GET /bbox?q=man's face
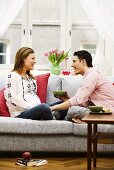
[71,56,85,75]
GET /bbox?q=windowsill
[0,64,72,76]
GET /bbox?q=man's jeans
[49,101,68,120]
[49,101,89,121]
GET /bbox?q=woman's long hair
[12,47,35,79]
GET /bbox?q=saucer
[90,111,112,114]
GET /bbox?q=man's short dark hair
[73,50,93,67]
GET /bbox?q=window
[80,41,97,57]
[0,0,106,74]
[71,23,99,64]
[0,42,7,64]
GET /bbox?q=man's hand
[54,92,70,102]
[57,93,70,102]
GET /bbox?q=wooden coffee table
[82,112,114,170]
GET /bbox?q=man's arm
[51,72,98,111]
[50,100,71,111]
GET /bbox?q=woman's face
[23,53,36,71]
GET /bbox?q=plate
[90,111,112,114]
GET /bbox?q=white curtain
[80,0,114,75]
[80,0,114,42]
[0,0,26,36]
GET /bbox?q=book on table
[16,158,48,166]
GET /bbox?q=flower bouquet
[44,49,70,75]
[44,49,70,65]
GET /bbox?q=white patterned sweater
[4,72,41,117]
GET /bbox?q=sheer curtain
[80,0,114,42]
[0,0,26,36]
[80,0,114,75]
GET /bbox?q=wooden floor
[0,153,114,170]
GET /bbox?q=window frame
[0,40,10,64]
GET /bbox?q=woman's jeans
[16,103,53,120]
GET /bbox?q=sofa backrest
[1,74,114,104]
[61,75,83,97]
[46,75,62,104]
[46,75,83,104]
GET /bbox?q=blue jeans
[16,103,53,120]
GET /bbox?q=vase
[50,64,61,75]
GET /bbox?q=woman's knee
[40,103,53,120]
[39,103,50,110]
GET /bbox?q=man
[50,50,114,117]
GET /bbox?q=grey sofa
[0,74,114,152]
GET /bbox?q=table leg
[87,123,92,170]
[93,124,97,167]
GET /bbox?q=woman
[4,47,53,120]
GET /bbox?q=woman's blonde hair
[13,47,35,79]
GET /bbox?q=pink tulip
[51,50,56,53]
[44,52,48,56]
[54,49,58,53]
[56,52,60,57]
[61,50,64,54]
[49,51,53,55]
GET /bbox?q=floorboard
[0,152,114,170]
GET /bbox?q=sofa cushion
[61,75,82,97]
[46,75,62,104]
[35,73,50,103]
[73,123,87,136]
[0,89,10,117]
[0,117,73,134]
[73,123,114,136]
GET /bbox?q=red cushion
[35,73,50,103]
[0,89,10,117]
